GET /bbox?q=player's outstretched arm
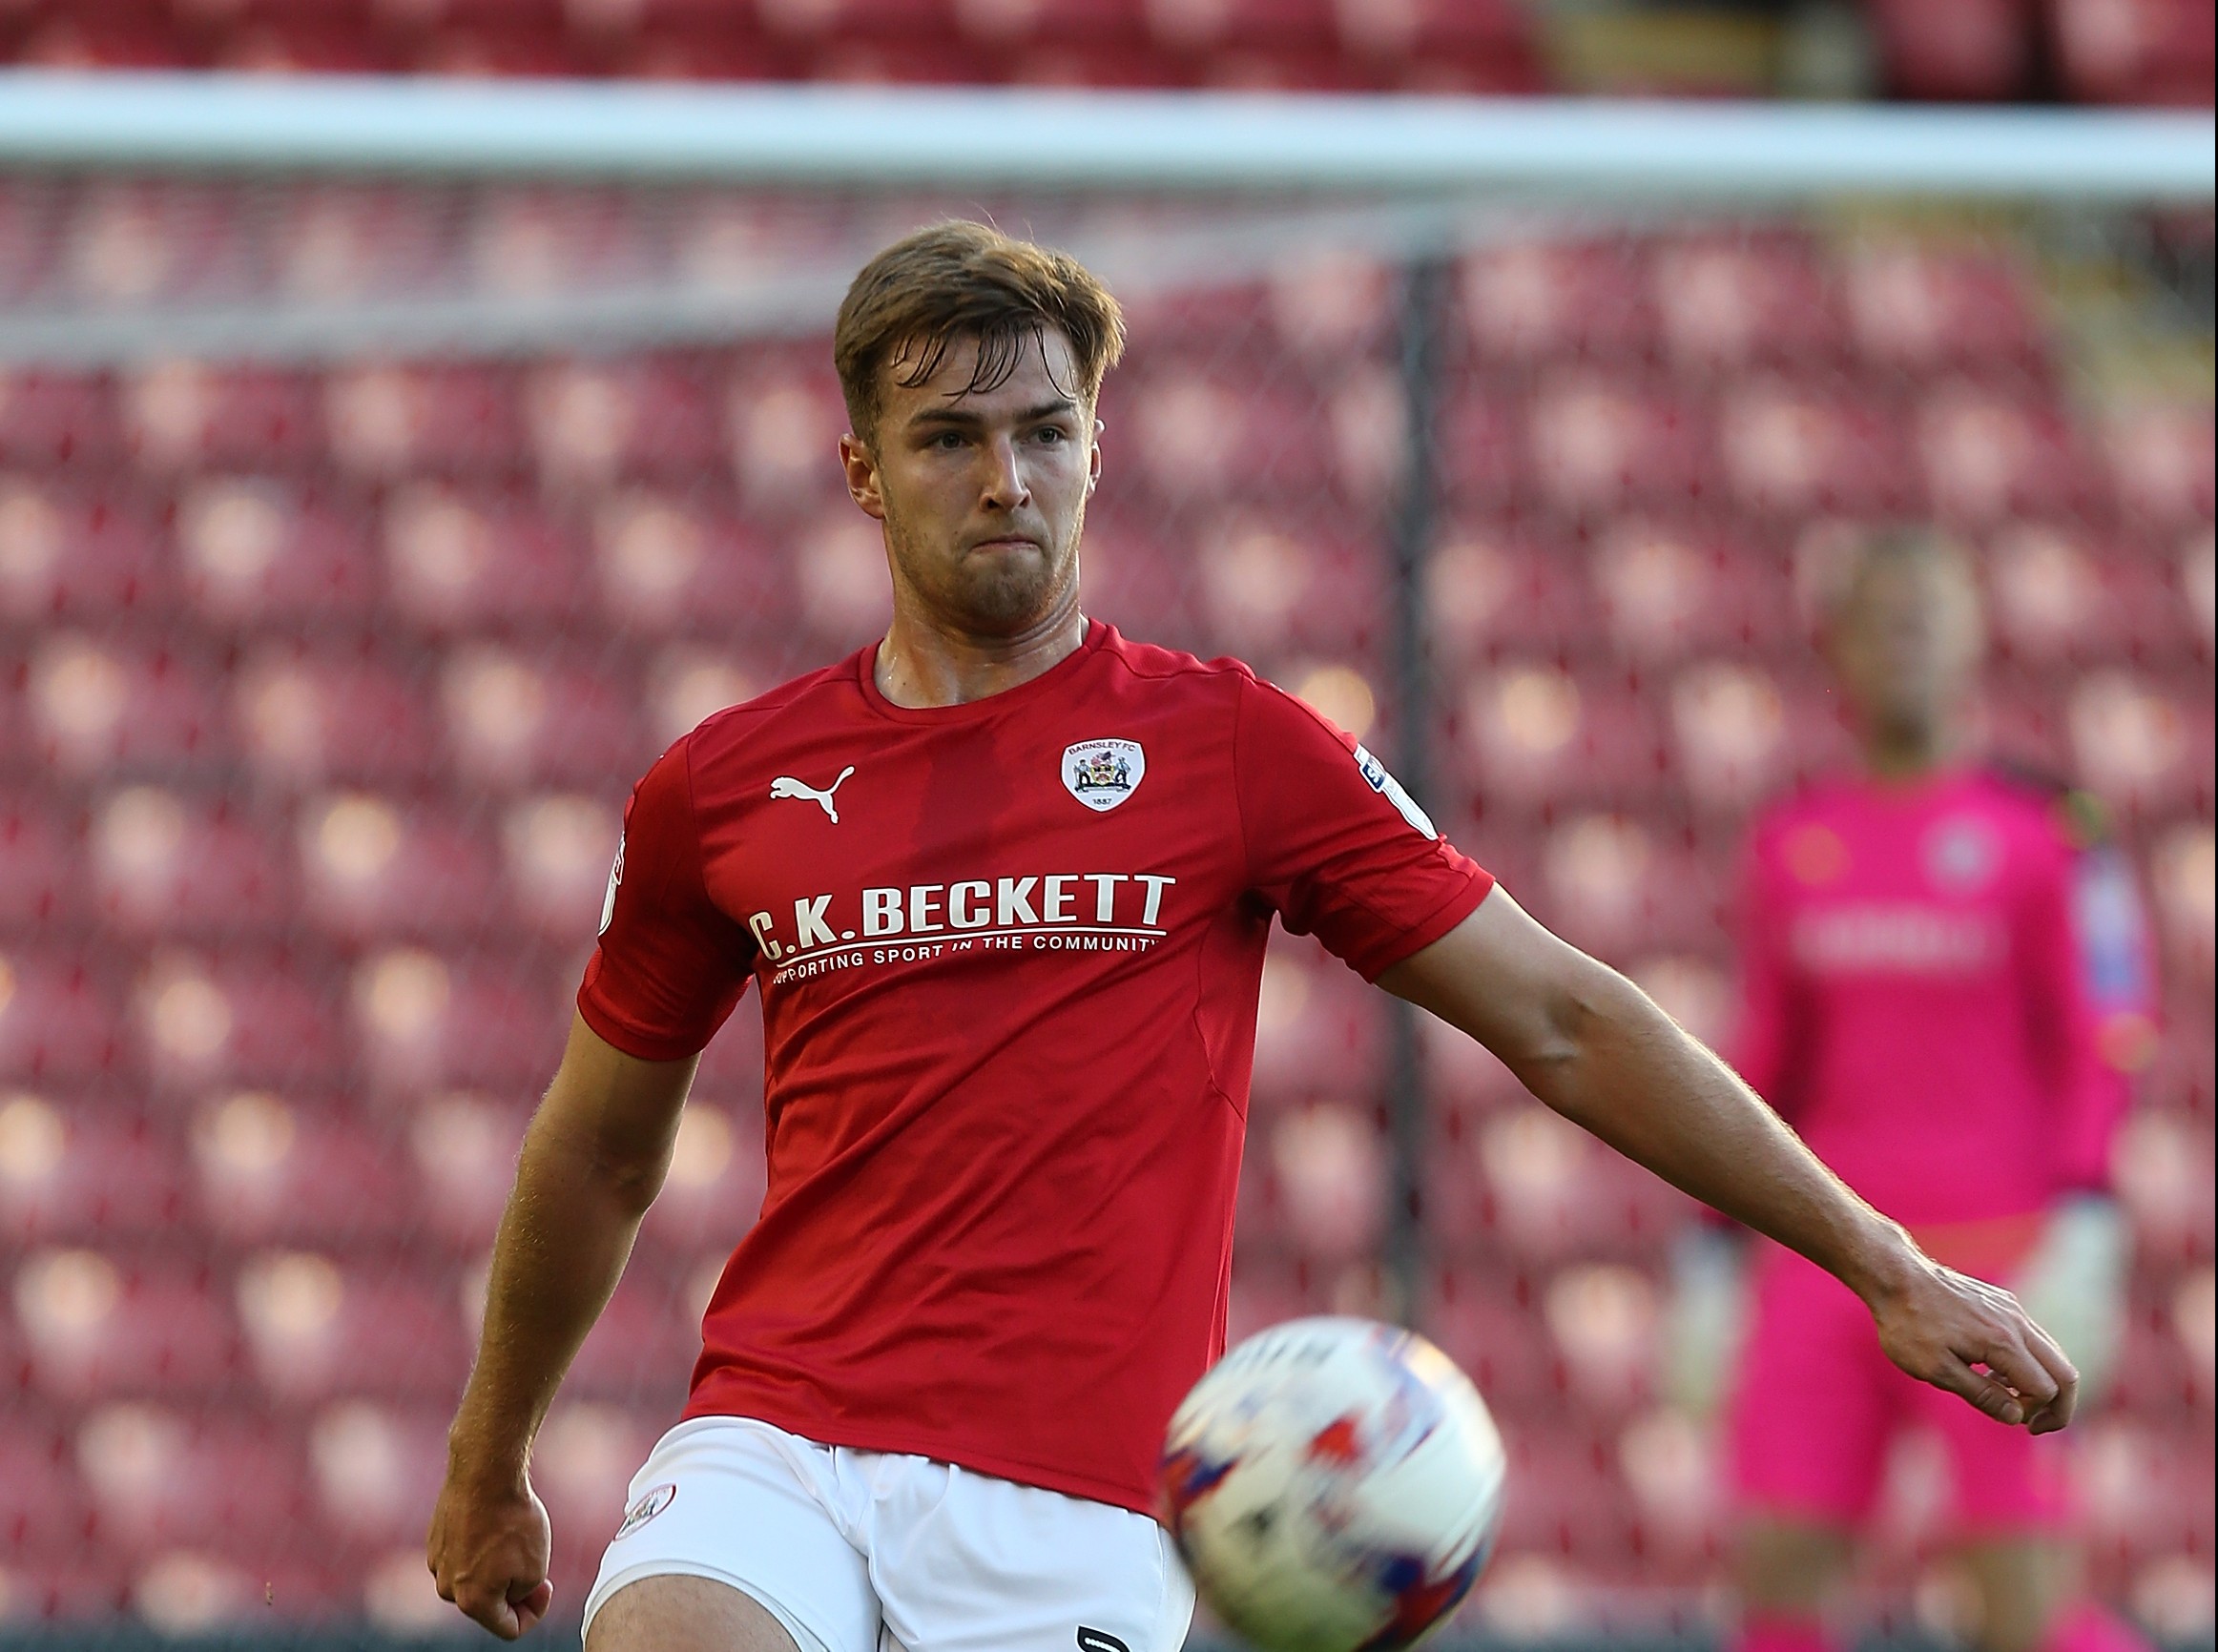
[427,1012,700,1640]
[1378,885,2080,1435]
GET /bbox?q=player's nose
[979,434,1031,508]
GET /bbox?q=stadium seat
[436,643,647,790]
[380,484,584,631]
[0,952,117,1084]
[55,182,247,311]
[2066,671,2204,816]
[295,795,501,941]
[529,1401,659,1580]
[1454,665,1666,811]
[1266,1102,1386,1260]
[73,1403,304,1555]
[0,1420,97,1580]
[726,359,851,514]
[235,1252,469,1402]
[23,633,224,779]
[16,1253,237,1401]
[1717,377,1917,516]
[174,478,375,628]
[303,1400,449,1550]
[1984,524,2129,663]
[1917,381,2095,525]
[592,489,787,634]
[348,948,565,1096]
[1526,374,1708,514]
[1665,660,1794,814]
[523,358,723,489]
[645,642,769,748]
[88,787,289,939]
[501,792,623,940]
[2054,0,2218,105]
[0,1098,183,1247]
[1537,813,1721,960]
[466,190,652,301]
[1251,944,1385,1107]
[232,649,436,792]
[131,953,342,1094]
[564,1274,704,1403]
[1192,517,1380,655]
[1843,243,2042,367]
[1264,248,1391,361]
[121,361,321,473]
[1423,527,1598,663]
[1458,241,1655,364]
[634,1103,768,1254]
[1651,236,1842,369]
[1127,368,1329,504]
[1542,1261,1660,1414]
[0,369,119,467]
[188,1097,412,1249]
[1589,522,1790,664]
[2104,402,2217,526]
[405,1092,533,1252]
[0,478,161,622]
[324,361,524,477]
[0,794,79,931]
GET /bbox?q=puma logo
[768,766,856,824]
[1076,1633,1130,1652]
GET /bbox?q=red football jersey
[578,622,1492,1515]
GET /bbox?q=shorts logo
[1062,739,1145,813]
[613,1482,675,1539]
[598,833,625,936]
[1076,1632,1131,1652]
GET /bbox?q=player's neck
[1859,720,1960,785]
[873,603,1089,709]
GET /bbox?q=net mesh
[0,174,2210,1640]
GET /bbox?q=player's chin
[952,555,1063,628]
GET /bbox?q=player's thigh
[583,1417,879,1652]
[588,1574,804,1652]
[1956,1538,2072,1652]
[1737,1518,1855,1613]
[1729,1245,1895,1530]
[868,1459,1193,1652]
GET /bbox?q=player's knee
[1738,1519,1853,1609]
[586,1574,802,1652]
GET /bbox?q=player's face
[1828,552,1981,745]
[840,328,1101,638]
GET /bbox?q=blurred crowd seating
[0,185,2211,1636]
[1,0,2211,104]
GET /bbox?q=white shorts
[581,1415,1195,1652]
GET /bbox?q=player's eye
[1033,424,1068,444]
[929,430,965,450]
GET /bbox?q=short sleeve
[1235,674,1493,980]
[576,736,756,1062]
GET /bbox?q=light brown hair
[833,221,1127,444]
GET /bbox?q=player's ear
[1087,419,1104,495]
[840,430,887,521]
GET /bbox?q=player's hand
[1867,1255,2080,1435]
[426,1459,556,1640]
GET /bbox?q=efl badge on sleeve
[1062,738,1146,812]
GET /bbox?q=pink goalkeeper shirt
[1732,768,2116,1230]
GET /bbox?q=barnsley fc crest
[1062,738,1145,812]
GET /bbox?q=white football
[1158,1315,1506,1652]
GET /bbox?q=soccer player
[427,223,2079,1652]
[1726,531,2149,1652]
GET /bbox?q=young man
[1727,532,2148,1652]
[427,223,2078,1652]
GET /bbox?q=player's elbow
[1509,959,1648,1099]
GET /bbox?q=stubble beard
[887,497,1086,639]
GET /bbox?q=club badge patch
[613,1482,675,1539]
[1062,739,1145,812]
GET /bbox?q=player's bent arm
[428,1012,700,1641]
[1378,885,2080,1435]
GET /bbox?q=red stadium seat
[0,184,58,305]
[188,1097,411,1249]
[232,649,436,792]
[634,1103,768,1255]
[1537,813,1721,960]
[591,490,788,635]
[296,795,501,942]
[565,1274,704,1402]
[0,480,161,622]
[1459,241,1655,364]
[1651,236,1843,369]
[1424,1269,1563,1415]
[1264,249,1392,361]
[728,366,851,518]
[1251,943,1385,1107]
[380,485,584,631]
[215,15,393,74]
[236,1253,468,1402]
[466,190,651,301]
[17,1254,236,1401]
[0,1422,97,1580]
[1588,522,1788,664]
[2103,402,2217,527]
[1454,665,1666,811]
[1542,1261,1660,1415]
[1865,0,2038,100]
[1666,659,1795,815]
[2054,0,2218,105]
[1717,378,1917,516]
[1983,524,2131,664]
[1191,517,1380,656]
[348,948,564,1097]
[1526,374,1707,515]
[130,954,342,1095]
[644,643,771,750]
[23,634,224,779]
[89,788,289,939]
[523,358,723,489]
[303,1401,449,1550]
[530,1401,660,1583]
[121,361,321,473]
[2067,671,2208,817]
[324,361,524,477]
[1123,368,1329,504]
[1423,528,1597,663]
[0,369,119,467]
[53,182,248,311]
[436,643,647,790]
[1917,381,2095,525]
[1844,243,2042,368]
[0,1098,183,1247]
[405,1093,532,1252]
[174,478,375,628]
[74,1404,304,1555]
[502,792,623,940]
[0,952,117,1084]
[0,795,79,931]
[1263,1101,1386,1260]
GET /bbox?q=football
[1159,1316,1507,1651]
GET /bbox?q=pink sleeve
[1731,826,1804,1120]
[2021,826,2123,1196]
[576,735,757,1062]
[1233,675,1493,981]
